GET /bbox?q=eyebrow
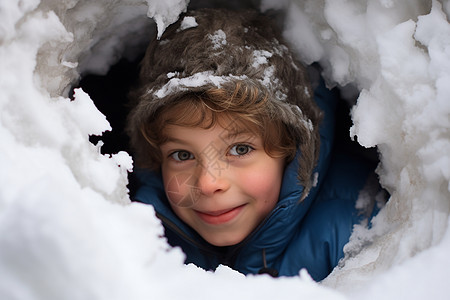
[161,131,255,145]
[160,124,259,147]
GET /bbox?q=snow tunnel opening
[71,3,385,280]
[6,1,448,295]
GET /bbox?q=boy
[127,8,382,280]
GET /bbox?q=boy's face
[159,118,284,247]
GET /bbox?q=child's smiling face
[159,117,285,246]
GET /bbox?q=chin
[204,234,246,247]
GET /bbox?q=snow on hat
[127,8,322,198]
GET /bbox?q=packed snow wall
[0,0,449,299]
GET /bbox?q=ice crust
[0,0,449,299]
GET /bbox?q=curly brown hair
[140,83,299,170]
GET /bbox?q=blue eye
[171,151,194,161]
[229,144,253,156]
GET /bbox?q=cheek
[241,164,283,205]
[163,171,201,208]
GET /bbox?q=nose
[195,160,230,196]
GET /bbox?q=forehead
[159,100,260,137]
[162,114,259,142]
[216,115,259,137]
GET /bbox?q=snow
[208,29,227,49]
[179,16,198,31]
[0,0,449,299]
[147,0,189,39]
[153,71,247,98]
[70,88,112,136]
[252,49,273,68]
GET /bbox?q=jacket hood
[127,8,323,198]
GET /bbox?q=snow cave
[0,0,449,299]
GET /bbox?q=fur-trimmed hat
[127,8,322,199]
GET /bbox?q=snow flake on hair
[252,50,273,68]
[178,16,198,31]
[312,172,319,187]
[208,30,227,50]
[152,71,248,98]
[304,87,310,97]
[167,72,179,79]
[304,118,314,132]
[255,63,286,101]
[275,90,287,101]
[292,105,314,132]
[259,65,275,86]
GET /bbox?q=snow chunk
[70,88,112,136]
[179,16,198,31]
[283,2,324,64]
[112,151,133,173]
[146,0,189,39]
[167,71,179,78]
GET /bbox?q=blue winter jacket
[133,80,380,281]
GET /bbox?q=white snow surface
[147,0,189,39]
[0,0,449,299]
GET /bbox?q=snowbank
[0,0,449,299]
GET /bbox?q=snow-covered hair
[127,8,322,200]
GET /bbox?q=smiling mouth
[195,205,246,225]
